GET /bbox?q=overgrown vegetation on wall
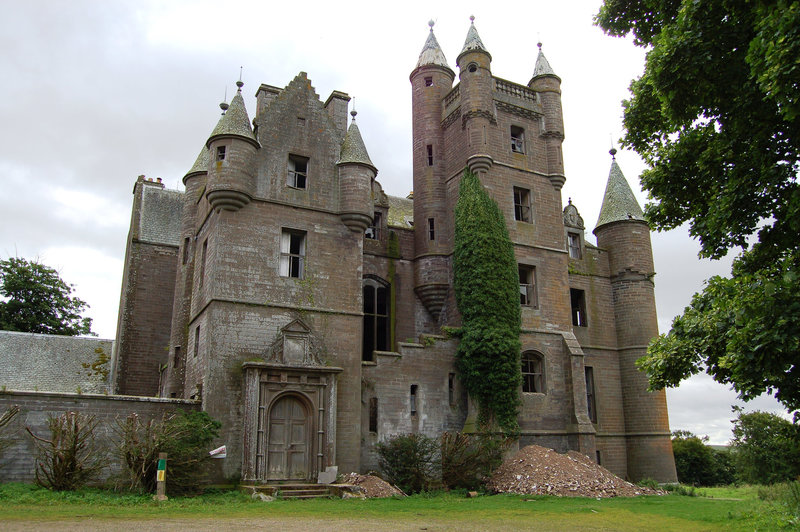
[453,170,521,435]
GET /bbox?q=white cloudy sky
[0,0,789,443]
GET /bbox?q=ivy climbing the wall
[453,169,521,436]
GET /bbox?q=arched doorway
[266,394,311,480]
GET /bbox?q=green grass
[0,483,796,530]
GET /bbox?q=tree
[730,409,800,485]
[0,257,93,336]
[596,1,800,415]
[671,430,734,486]
[453,170,521,435]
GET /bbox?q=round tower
[528,43,565,189]
[338,110,377,232]
[205,80,259,212]
[593,150,677,483]
[410,21,455,321]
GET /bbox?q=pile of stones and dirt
[486,445,662,498]
[339,473,406,498]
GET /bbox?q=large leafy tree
[730,409,800,484]
[0,257,93,336]
[596,1,800,415]
[453,170,521,435]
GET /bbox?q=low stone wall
[0,390,200,484]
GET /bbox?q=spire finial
[238,66,243,82]
[470,15,475,24]
[428,19,435,31]
[568,197,573,205]
[537,41,542,50]
[610,135,617,159]
[236,67,244,92]
[219,86,229,115]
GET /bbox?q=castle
[112,19,677,483]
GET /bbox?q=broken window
[216,146,226,161]
[585,366,597,423]
[568,232,582,259]
[519,265,537,307]
[513,187,532,223]
[280,229,305,278]
[511,126,525,153]
[365,212,382,240]
[424,77,433,87]
[521,351,544,393]
[288,154,308,189]
[570,288,587,327]
[363,276,390,361]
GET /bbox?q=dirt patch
[339,473,405,498]
[486,445,662,497]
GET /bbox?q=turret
[205,80,259,212]
[593,149,677,482]
[528,43,565,188]
[337,110,377,232]
[410,21,455,321]
[456,16,495,174]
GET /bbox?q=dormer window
[511,126,525,153]
[288,154,308,189]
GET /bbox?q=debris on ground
[486,445,663,498]
[339,473,406,498]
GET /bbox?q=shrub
[26,411,107,490]
[671,430,736,486]
[440,432,509,490]
[115,410,220,495]
[376,433,439,494]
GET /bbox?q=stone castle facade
[112,20,677,483]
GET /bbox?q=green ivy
[453,170,521,436]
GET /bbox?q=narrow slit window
[193,326,200,358]
[173,346,181,368]
[426,145,433,166]
[280,229,306,278]
[448,373,455,405]
[288,154,308,189]
[585,366,597,423]
[428,218,435,241]
[182,237,190,265]
[369,397,378,433]
[199,239,207,288]
[410,384,418,415]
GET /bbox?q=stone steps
[240,483,333,500]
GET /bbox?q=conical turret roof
[595,153,645,230]
[416,21,451,70]
[459,16,490,59]
[185,145,209,179]
[207,83,258,148]
[337,111,377,173]
[532,43,559,79]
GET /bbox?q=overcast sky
[0,0,789,444]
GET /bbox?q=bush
[440,432,509,490]
[115,410,220,495]
[376,433,439,494]
[730,409,800,485]
[671,430,736,486]
[26,411,107,490]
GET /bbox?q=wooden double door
[264,395,310,480]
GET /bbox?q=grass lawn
[0,483,796,531]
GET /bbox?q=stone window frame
[570,288,588,327]
[513,186,532,223]
[279,229,306,279]
[567,231,582,259]
[362,275,390,361]
[521,351,545,394]
[518,264,538,308]
[510,125,525,154]
[287,154,309,189]
[585,366,597,423]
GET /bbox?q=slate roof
[139,185,183,246]
[459,17,490,59]
[186,145,209,177]
[387,194,413,229]
[416,25,451,70]
[595,158,645,230]
[207,85,258,148]
[533,44,558,79]
[338,113,376,172]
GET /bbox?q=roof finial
[428,19,435,31]
[236,67,244,92]
[351,96,357,121]
[470,15,475,24]
[610,134,617,159]
[220,86,228,115]
[537,41,542,50]
[568,197,573,205]
[238,66,243,82]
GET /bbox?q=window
[288,154,308,189]
[365,212,382,240]
[216,146,226,161]
[521,351,544,393]
[199,239,207,287]
[519,265,537,307]
[363,277,390,361]
[585,366,597,423]
[424,77,433,87]
[193,326,200,358]
[428,218,435,240]
[468,63,477,73]
[511,126,525,153]
[448,373,456,405]
[280,230,305,278]
[513,187,531,223]
[426,145,433,166]
[173,346,181,368]
[369,397,378,433]
[570,288,587,327]
[568,232,582,259]
[182,237,190,265]
[596,450,602,465]
[410,384,418,415]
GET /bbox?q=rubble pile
[339,472,406,498]
[486,445,662,498]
